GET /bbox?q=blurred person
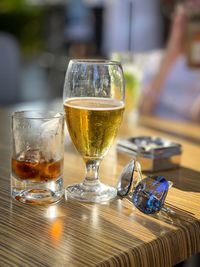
[139,1,200,122]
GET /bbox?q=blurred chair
[0,32,21,105]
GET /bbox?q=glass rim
[69,59,122,66]
[11,110,64,120]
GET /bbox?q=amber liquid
[12,155,63,183]
[64,97,124,160]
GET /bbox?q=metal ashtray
[117,136,182,172]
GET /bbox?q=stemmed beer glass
[63,59,125,202]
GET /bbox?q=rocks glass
[11,110,64,205]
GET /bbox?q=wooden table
[1,101,200,267]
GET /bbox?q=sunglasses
[117,160,173,215]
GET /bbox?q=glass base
[11,175,63,205]
[65,181,117,203]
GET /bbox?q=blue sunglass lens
[132,175,169,214]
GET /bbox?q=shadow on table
[154,166,200,193]
[174,253,200,267]
[131,204,200,267]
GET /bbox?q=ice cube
[24,148,40,163]
[17,150,26,161]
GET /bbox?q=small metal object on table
[117,136,182,172]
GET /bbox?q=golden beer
[64,97,124,161]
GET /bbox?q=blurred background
[0,0,200,123]
[0,0,167,104]
[0,2,199,267]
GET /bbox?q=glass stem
[83,160,100,186]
